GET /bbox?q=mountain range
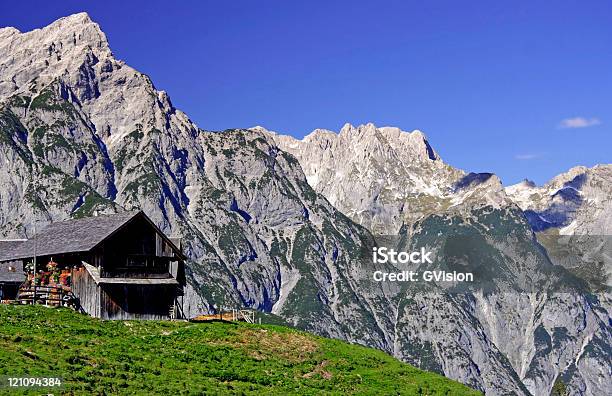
[0,13,610,395]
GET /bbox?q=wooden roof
[0,261,25,283]
[0,240,26,261]
[0,211,185,262]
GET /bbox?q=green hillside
[0,306,480,395]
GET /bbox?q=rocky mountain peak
[520,178,537,187]
[377,126,439,161]
[505,179,538,198]
[1,12,200,155]
[268,123,464,234]
[0,12,98,35]
[44,12,100,34]
[0,12,110,100]
[546,165,588,190]
[339,122,355,135]
[1,11,109,59]
[0,26,20,38]
[505,164,611,234]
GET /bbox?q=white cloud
[515,153,540,160]
[558,117,601,129]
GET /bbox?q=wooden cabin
[0,211,186,320]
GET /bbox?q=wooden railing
[234,309,256,324]
[192,309,259,324]
[15,284,83,313]
[171,297,186,320]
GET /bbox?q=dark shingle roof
[0,261,25,283]
[0,240,26,261]
[1,212,139,261]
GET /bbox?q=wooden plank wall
[100,284,172,320]
[71,267,101,317]
[72,266,178,321]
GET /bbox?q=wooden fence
[192,309,259,324]
[14,284,83,312]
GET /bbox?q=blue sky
[2,1,610,185]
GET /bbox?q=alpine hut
[0,211,186,319]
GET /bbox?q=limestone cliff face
[267,124,464,235]
[0,13,609,396]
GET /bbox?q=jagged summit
[0,26,20,37]
[54,11,94,23]
[302,127,336,142]
[303,122,434,147]
[0,12,110,101]
[260,123,432,146]
[261,122,530,234]
[0,12,197,152]
[0,13,98,37]
[265,123,462,234]
[505,164,612,234]
[520,178,537,187]
[0,11,108,54]
[31,12,98,33]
